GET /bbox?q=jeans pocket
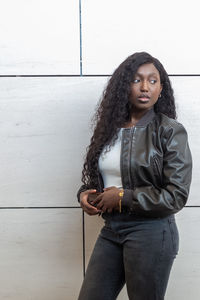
[168,218,179,255]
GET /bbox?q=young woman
[77,52,192,300]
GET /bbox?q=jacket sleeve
[122,123,193,217]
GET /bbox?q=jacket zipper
[129,127,135,190]
[120,127,135,190]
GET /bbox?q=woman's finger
[86,189,97,194]
[80,197,101,215]
[81,203,100,215]
[92,193,103,205]
[96,199,105,210]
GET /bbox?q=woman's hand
[80,189,102,216]
[91,186,121,213]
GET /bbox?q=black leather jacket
[77,108,192,217]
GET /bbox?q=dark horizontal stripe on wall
[1,74,200,78]
[0,74,109,77]
[184,206,200,208]
[0,206,81,209]
[0,74,85,77]
[168,74,200,76]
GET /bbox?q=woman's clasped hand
[80,186,121,215]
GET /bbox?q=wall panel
[0,208,82,300]
[0,0,80,75]
[82,0,200,74]
[171,77,199,205]
[0,77,107,207]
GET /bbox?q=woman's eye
[150,79,157,84]
[133,79,140,83]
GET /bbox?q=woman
[77,52,192,300]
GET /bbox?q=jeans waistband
[102,211,175,222]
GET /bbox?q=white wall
[0,0,199,299]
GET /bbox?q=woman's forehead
[135,63,160,77]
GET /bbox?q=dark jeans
[78,213,179,300]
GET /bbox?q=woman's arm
[122,123,193,217]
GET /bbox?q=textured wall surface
[0,0,199,299]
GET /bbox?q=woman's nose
[140,80,148,91]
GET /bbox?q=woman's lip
[138,97,150,101]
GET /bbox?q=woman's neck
[122,108,151,128]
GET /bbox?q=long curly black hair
[82,52,176,187]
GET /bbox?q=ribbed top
[98,129,123,188]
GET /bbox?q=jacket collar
[135,107,156,127]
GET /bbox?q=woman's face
[129,63,162,112]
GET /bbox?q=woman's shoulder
[152,113,189,144]
[154,112,186,131]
